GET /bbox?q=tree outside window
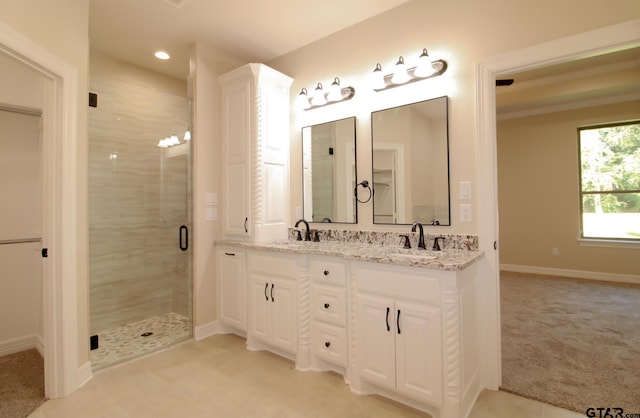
[579,120,640,240]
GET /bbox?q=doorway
[476,18,640,392]
[0,23,81,399]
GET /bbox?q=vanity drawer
[311,284,347,326]
[310,259,346,286]
[311,321,347,367]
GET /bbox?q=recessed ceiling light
[155,51,170,60]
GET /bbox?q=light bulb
[311,83,327,106]
[328,77,342,102]
[297,88,311,110]
[391,56,410,85]
[371,63,386,90]
[414,48,434,78]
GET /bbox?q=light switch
[460,204,472,222]
[205,192,217,206]
[460,181,471,200]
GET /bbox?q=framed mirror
[302,117,357,223]
[371,96,450,225]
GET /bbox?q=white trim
[578,238,640,249]
[0,335,40,357]
[0,22,82,398]
[77,361,93,388]
[194,320,219,340]
[476,18,640,392]
[501,264,640,285]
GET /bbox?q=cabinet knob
[323,270,329,276]
[324,303,330,309]
[324,341,331,348]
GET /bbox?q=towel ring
[354,180,373,203]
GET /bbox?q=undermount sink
[388,249,439,260]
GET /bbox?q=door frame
[0,22,81,398]
[476,19,640,389]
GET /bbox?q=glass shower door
[88,80,192,369]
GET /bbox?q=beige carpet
[500,271,640,413]
[0,349,45,418]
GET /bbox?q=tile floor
[30,334,585,418]
[89,312,191,370]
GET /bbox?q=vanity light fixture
[372,47,448,92]
[298,77,356,110]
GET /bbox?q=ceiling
[496,47,640,119]
[89,0,411,80]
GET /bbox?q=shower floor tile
[90,312,191,370]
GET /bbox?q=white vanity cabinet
[217,248,247,333]
[309,257,348,370]
[351,261,481,418]
[246,251,299,357]
[218,63,293,243]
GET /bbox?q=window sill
[578,238,640,249]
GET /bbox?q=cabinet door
[221,79,251,238]
[395,301,443,406]
[248,275,271,343]
[270,278,297,354]
[356,294,396,391]
[219,250,246,331]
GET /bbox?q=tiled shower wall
[88,80,192,334]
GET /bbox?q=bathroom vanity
[216,232,483,418]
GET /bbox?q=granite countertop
[218,240,483,271]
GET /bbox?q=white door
[356,294,396,391]
[218,250,246,331]
[270,278,297,354]
[395,301,443,406]
[222,79,251,238]
[249,275,271,343]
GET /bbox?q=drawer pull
[324,303,330,309]
[397,309,401,334]
[324,341,331,348]
[264,283,269,301]
[323,270,329,276]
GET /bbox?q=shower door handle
[179,225,188,251]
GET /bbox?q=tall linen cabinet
[218,63,293,243]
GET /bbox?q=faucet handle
[399,234,411,249]
[433,236,445,251]
[296,230,303,241]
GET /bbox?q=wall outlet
[552,247,559,256]
[460,203,472,222]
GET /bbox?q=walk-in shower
[88,80,192,369]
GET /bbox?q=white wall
[0,110,43,356]
[268,0,640,235]
[191,42,245,333]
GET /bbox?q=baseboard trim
[194,320,219,341]
[0,334,39,357]
[77,361,93,388]
[500,264,640,285]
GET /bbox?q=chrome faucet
[294,219,311,241]
[411,221,426,249]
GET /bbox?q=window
[578,120,640,241]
